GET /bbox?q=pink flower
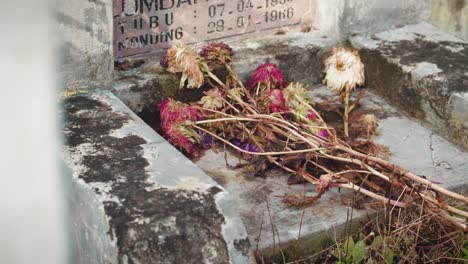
[248,63,287,90]
[158,98,203,157]
[164,122,200,157]
[158,98,202,124]
[266,89,289,113]
[306,110,317,120]
[200,42,234,65]
[318,129,330,138]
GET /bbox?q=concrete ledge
[61,90,253,263]
[351,22,468,148]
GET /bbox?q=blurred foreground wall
[0,0,65,263]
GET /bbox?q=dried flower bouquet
[159,42,468,231]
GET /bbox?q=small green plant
[331,233,396,264]
[459,241,468,260]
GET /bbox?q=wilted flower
[248,63,287,90]
[226,87,244,100]
[196,129,213,149]
[306,110,317,120]
[318,129,330,139]
[199,88,224,110]
[200,42,234,65]
[265,89,288,113]
[164,122,200,156]
[158,98,203,156]
[324,47,365,92]
[165,43,204,89]
[158,98,202,124]
[361,114,379,136]
[231,139,260,153]
[283,82,310,102]
[317,174,332,192]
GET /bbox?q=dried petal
[200,42,234,65]
[199,88,224,110]
[283,82,309,102]
[164,122,200,157]
[248,63,287,90]
[158,98,203,156]
[166,44,204,89]
[307,110,317,120]
[318,129,330,138]
[196,129,213,149]
[324,47,365,92]
[318,174,332,192]
[361,114,379,135]
[265,89,288,114]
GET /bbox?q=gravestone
[113,0,313,58]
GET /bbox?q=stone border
[61,90,254,263]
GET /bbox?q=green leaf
[279,249,286,264]
[371,236,383,248]
[462,248,468,256]
[344,237,355,254]
[358,233,366,242]
[331,248,341,259]
[353,241,366,263]
[383,248,394,264]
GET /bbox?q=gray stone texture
[351,22,468,148]
[426,0,468,42]
[61,90,253,263]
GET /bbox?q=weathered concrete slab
[194,86,468,259]
[61,90,254,263]
[350,22,468,148]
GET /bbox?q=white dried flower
[324,47,365,92]
[166,43,204,89]
[361,114,379,135]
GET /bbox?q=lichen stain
[63,95,230,263]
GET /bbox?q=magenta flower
[164,122,200,157]
[266,89,289,113]
[248,63,287,90]
[318,129,330,138]
[158,98,202,124]
[306,110,317,120]
[200,42,234,65]
[158,98,203,157]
